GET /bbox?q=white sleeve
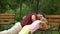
[28,20,42,33]
[0,22,22,34]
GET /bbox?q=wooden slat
[0,14,15,16]
[47,23,59,26]
[0,14,15,19]
[47,19,60,22]
[0,16,15,19]
[0,22,10,24]
[45,15,60,18]
[0,19,14,20]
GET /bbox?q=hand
[32,15,36,21]
[40,21,46,25]
[39,21,48,30]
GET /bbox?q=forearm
[18,26,30,34]
[0,22,22,34]
[43,24,48,29]
[40,24,48,30]
[8,22,22,34]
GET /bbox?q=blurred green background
[0,0,60,34]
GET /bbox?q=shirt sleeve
[28,20,42,33]
[18,26,30,34]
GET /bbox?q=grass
[33,30,60,34]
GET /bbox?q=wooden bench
[0,14,60,30]
[45,15,60,30]
[0,14,15,24]
[39,15,60,30]
[45,15,60,26]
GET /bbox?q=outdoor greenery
[0,0,60,34]
[0,0,60,21]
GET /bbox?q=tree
[0,0,20,13]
